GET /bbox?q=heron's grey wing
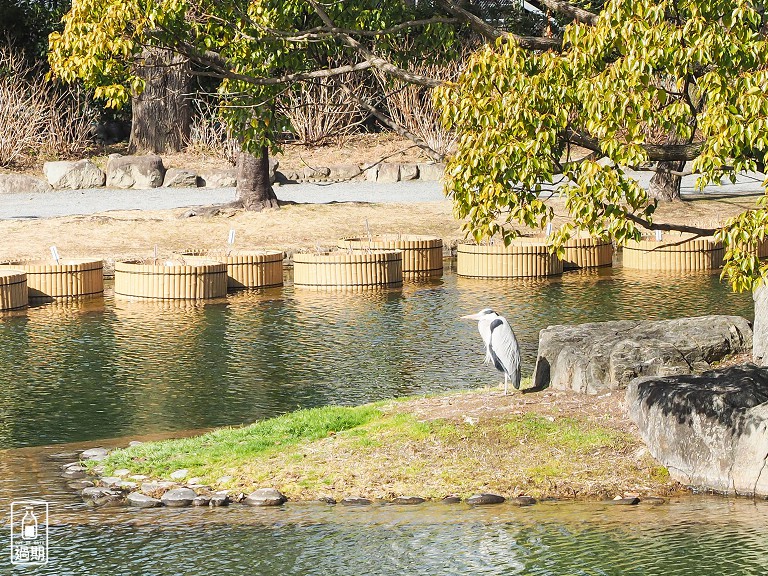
[489,318,521,388]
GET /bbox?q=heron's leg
[503,373,508,396]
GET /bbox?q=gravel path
[0,171,763,220]
[0,180,447,220]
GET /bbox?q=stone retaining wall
[1,155,445,192]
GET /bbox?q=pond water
[0,263,754,450]
[0,262,763,575]
[2,439,768,576]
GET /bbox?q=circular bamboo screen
[337,235,443,277]
[0,259,103,300]
[622,235,724,271]
[114,260,228,300]
[753,237,768,258]
[456,240,563,278]
[181,250,285,289]
[293,250,403,289]
[0,270,28,310]
[562,235,614,270]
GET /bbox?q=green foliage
[436,0,768,289]
[49,0,458,152]
[0,0,69,60]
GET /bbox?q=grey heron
[462,308,521,394]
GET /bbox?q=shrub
[378,59,463,158]
[0,44,95,167]
[186,98,240,165]
[278,73,370,146]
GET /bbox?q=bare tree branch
[630,164,695,177]
[436,0,563,50]
[306,0,443,87]
[624,212,716,236]
[565,129,704,162]
[528,0,599,26]
[171,39,379,86]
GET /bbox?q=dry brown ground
[0,202,464,265]
[0,190,761,266]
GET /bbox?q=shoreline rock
[626,363,768,497]
[161,488,197,508]
[467,493,505,505]
[244,488,288,507]
[533,315,752,394]
[0,173,51,194]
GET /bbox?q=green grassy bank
[94,389,675,501]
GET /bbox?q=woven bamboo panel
[0,270,28,310]
[562,236,614,270]
[456,241,563,278]
[338,235,443,277]
[293,250,403,289]
[181,250,285,289]
[0,259,103,300]
[622,236,724,271]
[114,260,228,300]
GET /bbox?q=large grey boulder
[364,164,379,182]
[162,168,199,188]
[302,165,330,181]
[376,163,401,183]
[43,160,105,189]
[417,162,445,181]
[200,169,237,188]
[399,164,419,181]
[0,174,51,194]
[532,315,752,394]
[626,364,768,497]
[106,154,165,189]
[328,164,362,181]
[753,285,768,364]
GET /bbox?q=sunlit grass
[96,389,673,501]
[98,405,381,476]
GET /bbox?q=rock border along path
[0,154,448,219]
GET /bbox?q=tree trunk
[648,160,685,201]
[128,47,191,154]
[236,147,280,211]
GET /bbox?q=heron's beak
[461,313,482,320]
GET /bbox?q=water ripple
[15,499,766,576]
[0,266,752,449]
